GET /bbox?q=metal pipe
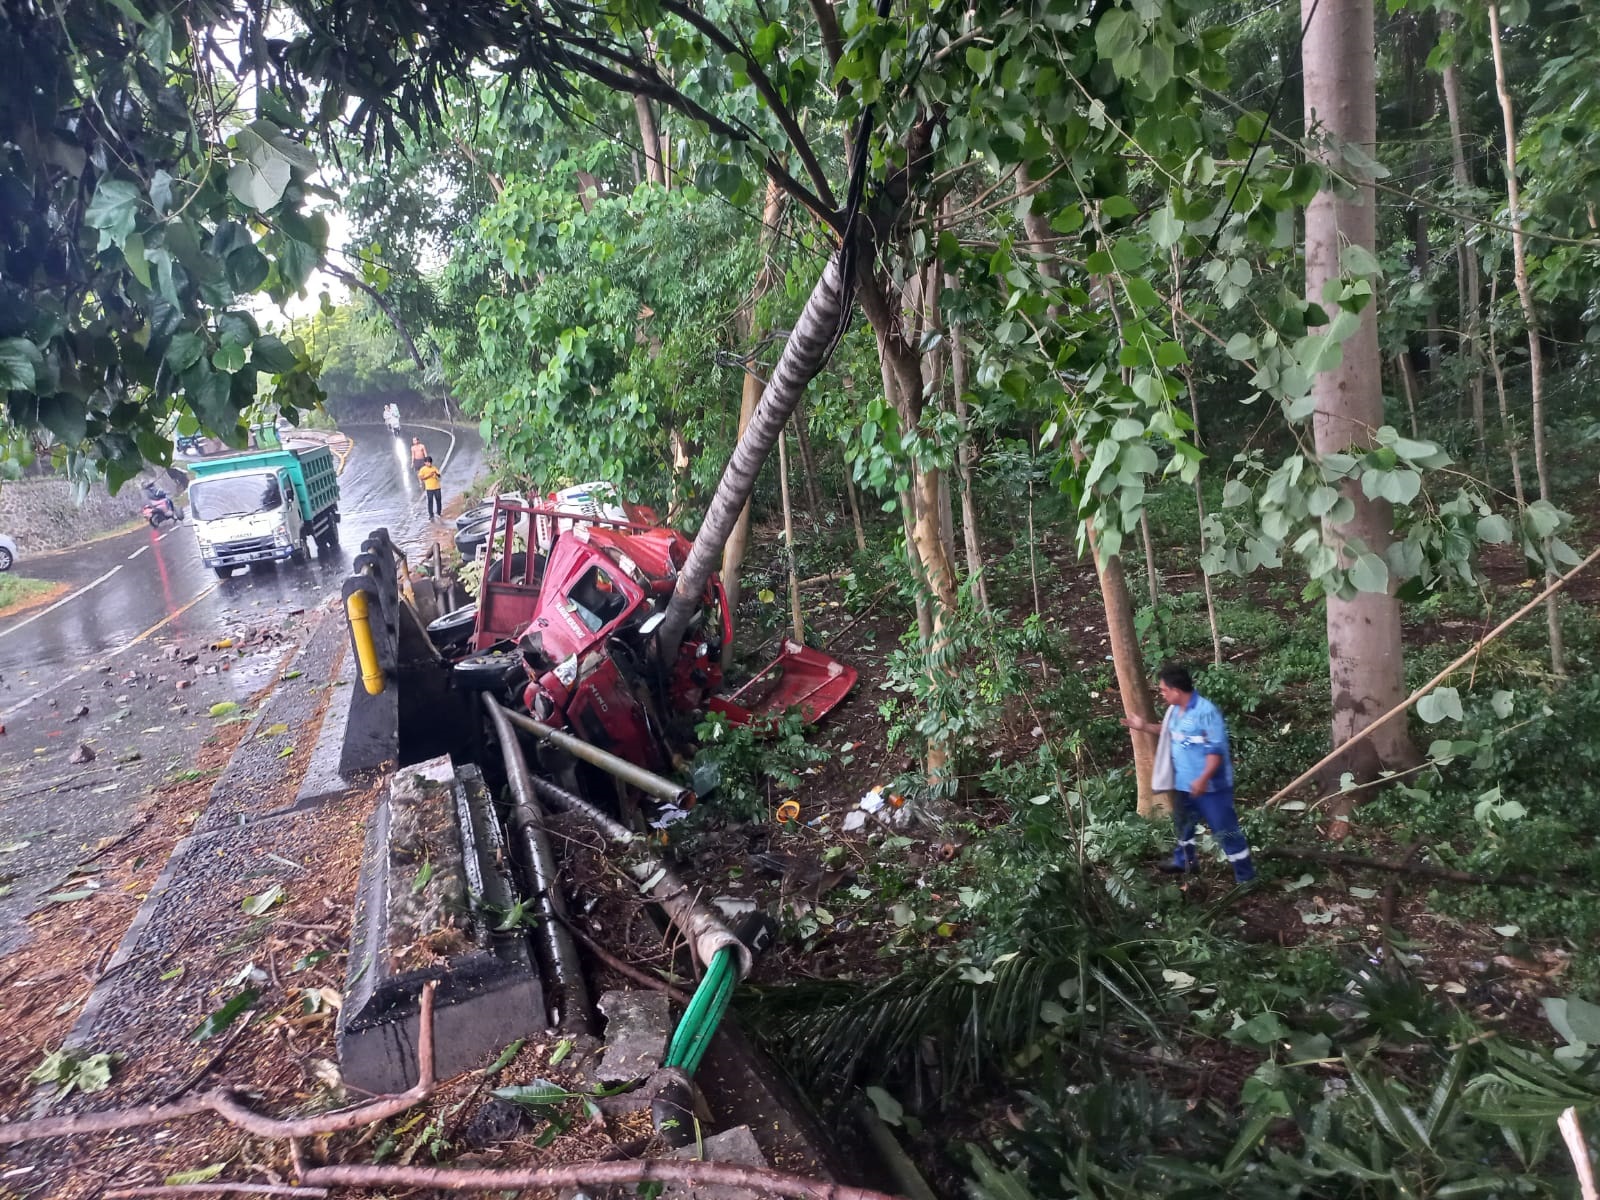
[525,772,752,980]
[496,706,694,808]
[483,695,591,1032]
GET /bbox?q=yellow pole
[345,589,387,695]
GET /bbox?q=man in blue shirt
[1123,663,1256,882]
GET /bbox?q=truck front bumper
[203,535,294,567]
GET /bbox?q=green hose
[663,945,739,1076]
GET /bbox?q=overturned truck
[329,510,902,1186]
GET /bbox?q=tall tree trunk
[1139,511,1161,613]
[1169,249,1224,666]
[634,94,666,186]
[1441,45,1488,466]
[1027,430,1042,618]
[793,399,822,515]
[1394,352,1422,438]
[1486,276,1529,513]
[1303,0,1420,783]
[945,268,989,612]
[717,179,786,669]
[1091,525,1164,817]
[1019,164,1160,811]
[1488,2,1564,675]
[918,261,959,579]
[778,429,804,641]
[856,274,960,619]
[661,256,843,660]
[858,262,960,790]
[842,453,867,552]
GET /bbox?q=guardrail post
[340,529,402,773]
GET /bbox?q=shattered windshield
[189,473,282,521]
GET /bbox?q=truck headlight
[274,526,291,546]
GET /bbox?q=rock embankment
[0,469,186,556]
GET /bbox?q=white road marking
[126,546,148,561]
[0,582,220,720]
[410,422,461,473]
[0,566,123,644]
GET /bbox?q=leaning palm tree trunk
[659,256,844,659]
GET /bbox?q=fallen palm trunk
[1263,845,1558,889]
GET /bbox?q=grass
[0,574,59,615]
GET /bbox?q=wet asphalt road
[0,421,482,951]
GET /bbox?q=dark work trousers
[1171,787,1256,881]
[425,488,442,517]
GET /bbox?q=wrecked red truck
[429,496,856,776]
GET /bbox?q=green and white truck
[186,427,341,578]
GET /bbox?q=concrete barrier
[337,756,548,1094]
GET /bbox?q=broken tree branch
[299,1160,907,1200]
[322,262,427,373]
[557,913,692,1005]
[103,1186,327,1198]
[0,983,438,1146]
[1262,846,1553,889]
[1265,542,1600,807]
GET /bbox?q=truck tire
[426,605,478,652]
[453,649,526,694]
[456,502,495,529]
[214,566,233,579]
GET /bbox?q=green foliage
[1363,675,1600,950]
[1,1,328,486]
[439,168,761,506]
[970,1031,1600,1198]
[879,594,1092,794]
[28,1046,120,1101]
[691,709,828,824]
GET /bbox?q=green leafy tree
[0,0,328,487]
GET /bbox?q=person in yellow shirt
[418,456,443,518]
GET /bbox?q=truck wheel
[427,605,479,652]
[290,539,307,565]
[453,649,526,693]
[213,566,233,580]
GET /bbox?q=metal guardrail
[339,529,406,773]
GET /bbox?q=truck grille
[216,535,277,557]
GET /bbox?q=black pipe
[483,694,592,1033]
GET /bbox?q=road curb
[281,630,358,813]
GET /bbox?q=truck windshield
[190,473,282,521]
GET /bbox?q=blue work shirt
[1166,692,1233,793]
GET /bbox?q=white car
[0,533,17,572]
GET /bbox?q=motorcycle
[384,408,401,435]
[143,493,180,528]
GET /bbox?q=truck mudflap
[707,641,858,727]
